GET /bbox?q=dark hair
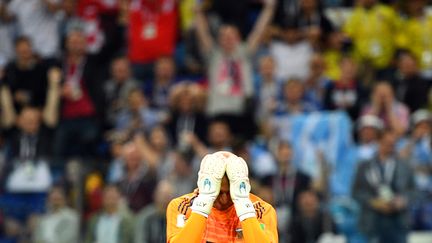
[14,36,32,47]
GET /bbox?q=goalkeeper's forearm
[168,213,207,243]
[241,217,274,243]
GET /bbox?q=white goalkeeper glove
[190,153,227,217]
[226,155,256,221]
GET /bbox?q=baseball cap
[411,109,431,126]
[357,115,384,131]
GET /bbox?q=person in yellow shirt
[166,151,278,243]
[396,0,432,79]
[343,0,400,73]
[323,31,345,81]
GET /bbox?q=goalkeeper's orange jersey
[166,192,278,243]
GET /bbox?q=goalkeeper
[166,151,278,243]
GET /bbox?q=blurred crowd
[0,0,432,242]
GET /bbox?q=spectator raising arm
[42,67,62,128]
[194,3,214,55]
[246,0,276,54]
[0,85,16,128]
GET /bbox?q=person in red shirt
[127,0,178,80]
[54,23,123,160]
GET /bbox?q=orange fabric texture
[166,192,278,243]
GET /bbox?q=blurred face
[301,0,317,12]
[63,0,77,16]
[213,175,233,210]
[359,127,379,143]
[276,143,293,167]
[154,181,174,210]
[398,54,418,77]
[327,31,344,50]
[128,90,146,111]
[340,58,358,81]
[309,54,325,78]
[103,187,120,212]
[372,83,394,105]
[149,127,168,151]
[15,40,33,62]
[259,56,275,79]
[48,188,66,210]
[174,154,191,176]
[298,191,319,216]
[18,108,41,134]
[66,31,87,56]
[110,143,123,158]
[414,121,431,138]
[178,90,194,113]
[284,80,304,103]
[360,0,377,8]
[111,58,131,82]
[407,0,425,16]
[122,144,142,171]
[282,28,300,44]
[378,132,397,157]
[155,58,175,82]
[208,122,231,148]
[218,25,241,53]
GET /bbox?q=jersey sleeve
[166,194,207,243]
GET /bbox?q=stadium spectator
[352,130,415,243]
[145,56,177,111]
[195,0,275,119]
[398,109,432,230]
[343,0,400,80]
[0,0,62,59]
[297,0,334,50]
[356,115,384,162]
[290,190,336,243]
[3,37,49,112]
[264,140,312,242]
[114,88,164,137]
[104,56,139,128]
[182,119,233,159]
[117,142,157,213]
[275,78,317,116]
[166,150,196,197]
[322,30,345,81]
[166,82,208,148]
[54,29,102,159]
[33,187,79,243]
[1,68,60,192]
[391,51,430,113]
[399,110,432,192]
[85,184,134,243]
[397,0,432,79]
[127,0,178,80]
[304,53,331,110]
[270,20,313,82]
[324,56,367,120]
[134,180,174,243]
[254,55,279,124]
[361,81,410,136]
[136,126,172,178]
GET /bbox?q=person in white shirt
[270,20,313,82]
[4,0,62,59]
[33,187,79,243]
[85,185,134,243]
